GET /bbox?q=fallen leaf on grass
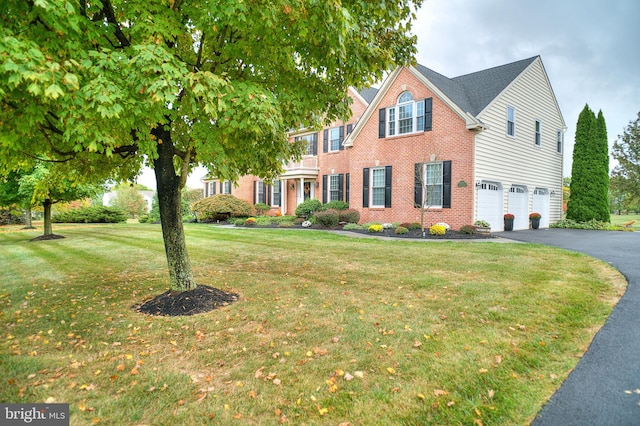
[433,389,448,396]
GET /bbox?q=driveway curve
[495,229,640,426]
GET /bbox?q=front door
[303,182,311,201]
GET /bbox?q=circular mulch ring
[30,234,65,241]
[135,285,239,316]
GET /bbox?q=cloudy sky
[139,0,639,188]
[413,0,640,176]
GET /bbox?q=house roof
[358,87,379,104]
[414,56,538,116]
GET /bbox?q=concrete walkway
[494,229,640,426]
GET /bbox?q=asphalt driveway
[495,229,640,426]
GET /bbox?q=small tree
[19,162,101,239]
[111,185,148,218]
[612,111,640,208]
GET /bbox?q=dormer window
[380,92,432,138]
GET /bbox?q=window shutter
[323,129,329,153]
[267,184,272,206]
[347,124,353,134]
[228,183,231,194]
[443,160,452,208]
[339,126,345,150]
[424,98,433,131]
[294,136,299,142]
[414,163,423,207]
[205,184,208,198]
[345,173,350,203]
[378,108,386,138]
[384,166,392,208]
[212,182,216,195]
[322,175,327,204]
[338,174,344,201]
[219,182,223,194]
[313,133,318,155]
[362,168,369,207]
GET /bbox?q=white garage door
[532,188,550,228]
[477,182,503,231]
[508,185,529,230]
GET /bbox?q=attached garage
[508,185,529,230]
[477,182,503,231]
[532,188,550,228]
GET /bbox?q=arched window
[387,91,428,136]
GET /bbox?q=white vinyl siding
[474,58,564,225]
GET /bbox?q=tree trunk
[153,129,196,293]
[43,200,53,236]
[23,208,35,229]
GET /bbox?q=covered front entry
[508,185,529,230]
[532,188,550,228]
[477,181,504,232]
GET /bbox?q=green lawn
[0,224,625,425]
[610,213,640,231]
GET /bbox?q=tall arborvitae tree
[567,105,611,222]
[595,110,610,222]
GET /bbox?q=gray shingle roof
[414,56,538,116]
[358,87,379,104]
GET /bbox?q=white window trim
[556,129,563,153]
[256,181,265,204]
[272,180,281,206]
[370,167,386,208]
[534,119,542,146]
[422,162,443,209]
[387,92,424,137]
[300,133,316,156]
[329,175,340,202]
[329,127,340,152]
[507,105,516,137]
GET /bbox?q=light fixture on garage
[550,190,556,196]
[475,181,482,187]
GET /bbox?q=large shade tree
[566,104,610,222]
[0,0,423,293]
[611,111,640,208]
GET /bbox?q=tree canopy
[0,0,424,294]
[611,111,640,208]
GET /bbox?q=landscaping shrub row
[52,206,127,223]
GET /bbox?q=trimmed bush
[409,222,422,230]
[254,202,271,215]
[459,225,477,234]
[192,195,252,221]
[52,206,127,223]
[429,224,447,236]
[343,223,363,230]
[323,200,349,210]
[368,224,383,233]
[295,199,324,219]
[395,226,409,235]
[244,217,257,226]
[339,208,360,224]
[314,209,340,228]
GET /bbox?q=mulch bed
[30,234,65,241]
[135,285,239,316]
[342,227,498,240]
